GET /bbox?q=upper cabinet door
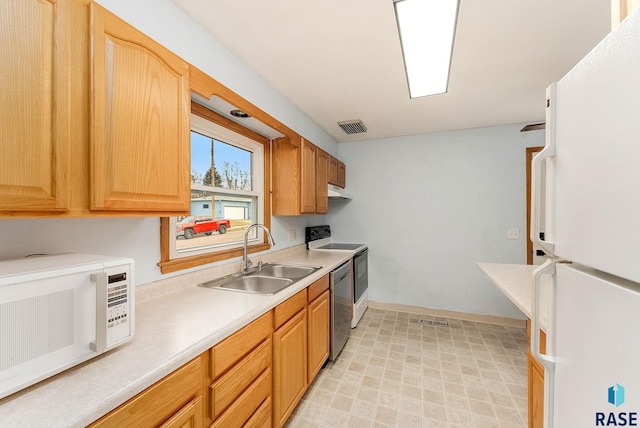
[328,156,338,186]
[90,4,190,213]
[0,0,70,213]
[300,139,317,214]
[337,160,346,188]
[316,149,328,214]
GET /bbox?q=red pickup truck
[176,216,230,239]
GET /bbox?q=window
[158,103,270,273]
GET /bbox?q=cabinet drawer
[211,369,271,428]
[90,356,202,427]
[211,312,273,379]
[244,396,271,428]
[307,275,329,303]
[274,289,306,330]
[210,337,272,420]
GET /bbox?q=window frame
[158,101,271,274]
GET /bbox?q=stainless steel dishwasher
[330,260,352,360]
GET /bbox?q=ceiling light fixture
[394,0,459,99]
[230,109,250,118]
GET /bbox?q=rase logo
[610,384,626,407]
[596,384,638,426]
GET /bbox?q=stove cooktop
[305,225,367,253]
[316,243,364,251]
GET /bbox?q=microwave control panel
[104,265,133,347]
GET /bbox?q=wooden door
[316,149,329,214]
[90,4,190,213]
[0,0,72,213]
[307,290,329,383]
[300,139,317,214]
[272,309,307,427]
[526,147,544,264]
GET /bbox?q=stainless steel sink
[199,275,294,294]
[249,263,321,280]
[198,263,322,295]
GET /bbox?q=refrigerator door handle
[531,83,557,256]
[532,259,556,428]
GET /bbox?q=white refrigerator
[530,7,640,428]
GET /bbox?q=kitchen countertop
[477,262,550,331]
[0,245,352,428]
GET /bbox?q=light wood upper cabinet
[90,3,190,214]
[272,136,335,215]
[328,155,346,188]
[0,0,74,213]
[337,160,346,188]
[0,0,191,217]
[316,148,329,214]
[328,156,339,186]
[300,139,317,214]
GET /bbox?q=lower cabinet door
[307,290,329,383]
[89,357,202,428]
[160,397,202,428]
[273,309,307,427]
[528,350,545,428]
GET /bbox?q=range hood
[328,184,352,200]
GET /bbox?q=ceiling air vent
[520,122,545,132]
[338,119,367,134]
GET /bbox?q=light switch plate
[288,229,297,241]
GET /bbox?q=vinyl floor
[285,308,529,428]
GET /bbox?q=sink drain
[417,318,449,327]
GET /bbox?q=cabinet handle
[531,84,557,256]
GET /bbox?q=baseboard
[368,301,526,328]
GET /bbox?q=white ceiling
[171,0,611,143]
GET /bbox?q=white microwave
[0,253,135,399]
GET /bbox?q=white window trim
[168,114,265,260]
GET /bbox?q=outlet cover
[507,228,520,239]
[288,229,297,241]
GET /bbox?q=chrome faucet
[243,224,275,273]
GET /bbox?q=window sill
[157,242,271,274]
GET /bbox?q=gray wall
[328,124,545,318]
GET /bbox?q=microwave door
[0,270,99,399]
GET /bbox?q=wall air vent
[338,119,367,134]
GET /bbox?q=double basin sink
[199,263,322,295]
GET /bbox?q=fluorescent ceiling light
[394,0,459,98]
